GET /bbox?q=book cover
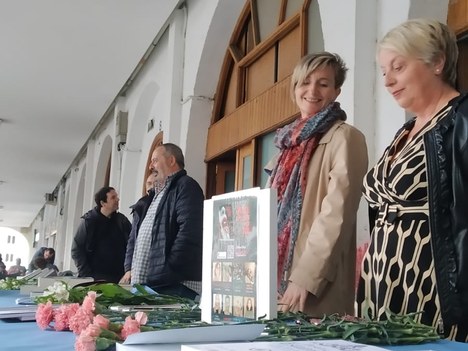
[201,187,277,324]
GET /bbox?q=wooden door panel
[216,162,236,194]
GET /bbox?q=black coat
[71,207,131,282]
[124,170,204,288]
[425,93,468,327]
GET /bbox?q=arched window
[206,0,311,198]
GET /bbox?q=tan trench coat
[270,120,368,317]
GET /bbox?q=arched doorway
[142,132,164,196]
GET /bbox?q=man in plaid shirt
[121,143,204,300]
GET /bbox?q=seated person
[0,254,6,279]
[7,258,27,277]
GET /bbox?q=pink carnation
[36,301,55,330]
[75,333,96,351]
[66,303,81,317]
[69,307,93,335]
[93,314,110,329]
[121,316,141,340]
[54,303,80,331]
[81,291,97,317]
[54,311,69,331]
[83,324,102,338]
[134,311,148,325]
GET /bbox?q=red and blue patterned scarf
[269,102,346,293]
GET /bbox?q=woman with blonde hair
[267,52,368,316]
[356,18,468,341]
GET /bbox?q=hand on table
[119,271,131,284]
[278,281,308,313]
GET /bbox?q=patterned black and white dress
[355,104,468,341]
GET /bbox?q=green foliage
[35,282,196,307]
[0,277,30,290]
[102,308,438,346]
[255,310,440,345]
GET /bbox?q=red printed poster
[211,196,257,322]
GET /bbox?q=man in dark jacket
[27,247,56,273]
[71,186,131,283]
[120,143,204,300]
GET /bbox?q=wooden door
[236,140,256,190]
[215,162,236,194]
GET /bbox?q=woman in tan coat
[267,52,368,317]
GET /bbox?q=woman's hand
[278,281,308,313]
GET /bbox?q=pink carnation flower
[82,291,97,317]
[83,323,102,338]
[66,303,81,317]
[36,301,54,330]
[54,303,80,331]
[121,316,141,340]
[75,333,96,351]
[93,314,110,329]
[54,311,69,331]
[69,307,93,335]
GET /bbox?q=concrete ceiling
[0,0,181,228]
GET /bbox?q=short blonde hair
[378,18,458,87]
[290,52,347,101]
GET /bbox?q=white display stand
[181,340,388,351]
[201,187,277,324]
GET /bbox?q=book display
[201,188,277,324]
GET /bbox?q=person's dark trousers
[153,282,199,301]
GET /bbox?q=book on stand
[201,187,277,324]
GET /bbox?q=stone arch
[120,82,160,208]
[63,164,86,271]
[94,135,113,193]
[75,165,86,225]
[183,1,245,186]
